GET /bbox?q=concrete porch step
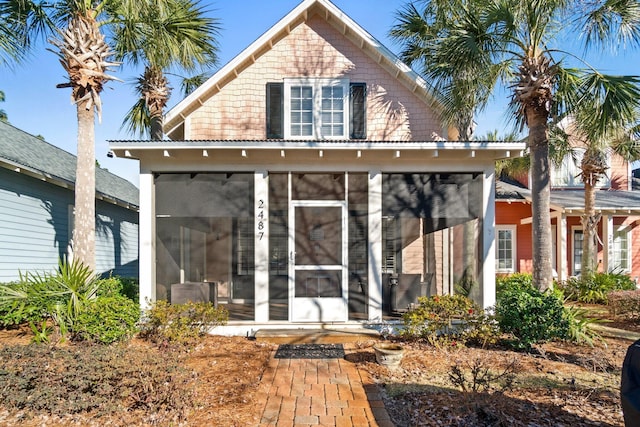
[254,328,381,344]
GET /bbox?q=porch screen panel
[155,173,255,321]
[348,173,368,320]
[269,173,288,320]
[292,173,345,200]
[381,173,483,311]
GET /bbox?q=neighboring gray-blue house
[0,121,139,282]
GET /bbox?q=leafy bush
[495,283,569,350]
[0,260,141,344]
[0,344,194,422]
[139,300,228,346]
[608,290,640,319]
[496,273,534,296]
[0,281,46,327]
[559,272,636,304]
[401,295,500,347]
[96,276,139,302]
[76,295,140,344]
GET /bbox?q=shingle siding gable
[187,15,441,141]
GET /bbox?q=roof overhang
[109,140,527,162]
[0,158,138,211]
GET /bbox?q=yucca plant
[0,259,100,341]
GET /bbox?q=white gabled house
[110,0,525,335]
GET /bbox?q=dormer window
[266,79,366,140]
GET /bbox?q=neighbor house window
[611,226,630,272]
[572,228,584,275]
[266,79,366,139]
[552,148,611,188]
[496,226,516,273]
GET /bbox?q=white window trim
[283,78,350,140]
[612,225,632,273]
[495,225,516,273]
[552,148,611,189]
[571,226,584,276]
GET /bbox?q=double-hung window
[495,226,516,273]
[611,226,631,272]
[266,79,366,139]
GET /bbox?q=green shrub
[495,285,569,350]
[76,295,140,344]
[496,273,534,296]
[96,276,139,302]
[0,281,46,327]
[0,260,141,343]
[559,272,636,304]
[401,294,500,347]
[0,344,194,422]
[139,300,228,346]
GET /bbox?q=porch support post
[558,214,568,281]
[254,171,269,322]
[368,170,383,320]
[139,170,155,309]
[481,166,496,309]
[603,215,612,273]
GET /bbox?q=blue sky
[1,0,639,187]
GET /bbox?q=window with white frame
[285,79,348,139]
[496,226,516,273]
[266,79,366,140]
[611,226,630,272]
[572,228,584,275]
[552,148,611,188]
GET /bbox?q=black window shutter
[350,83,366,139]
[266,83,284,139]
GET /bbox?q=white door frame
[289,200,348,322]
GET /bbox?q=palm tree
[0,90,7,121]
[3,0,121,270]
[391,0,640,290]
[570,99,640,276]
[112,0,219,140]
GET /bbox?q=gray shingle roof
[496,178,640,212]
[0,121,138,209]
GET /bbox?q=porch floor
[254,328,381,344]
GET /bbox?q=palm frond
[578,0,640,50]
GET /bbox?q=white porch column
[481,166,496,309]
[254,171,269,322]
[558,215,568,281]
[139,170,155,309]
[603,215,612,272]
[368,170,383,320]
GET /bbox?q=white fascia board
[110,140,527,152]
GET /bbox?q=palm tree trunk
[528,113,554,291]
[580,180,598,276]
[73,105,96,270]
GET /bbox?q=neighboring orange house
[496,148,640,283]
[110,0,526,334]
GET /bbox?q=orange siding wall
[495,201,532,273]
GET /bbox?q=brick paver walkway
[256,350,394,427]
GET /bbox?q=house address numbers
[257,199,265,240]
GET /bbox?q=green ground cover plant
[139,299,228,347]
[559,272,636,304]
